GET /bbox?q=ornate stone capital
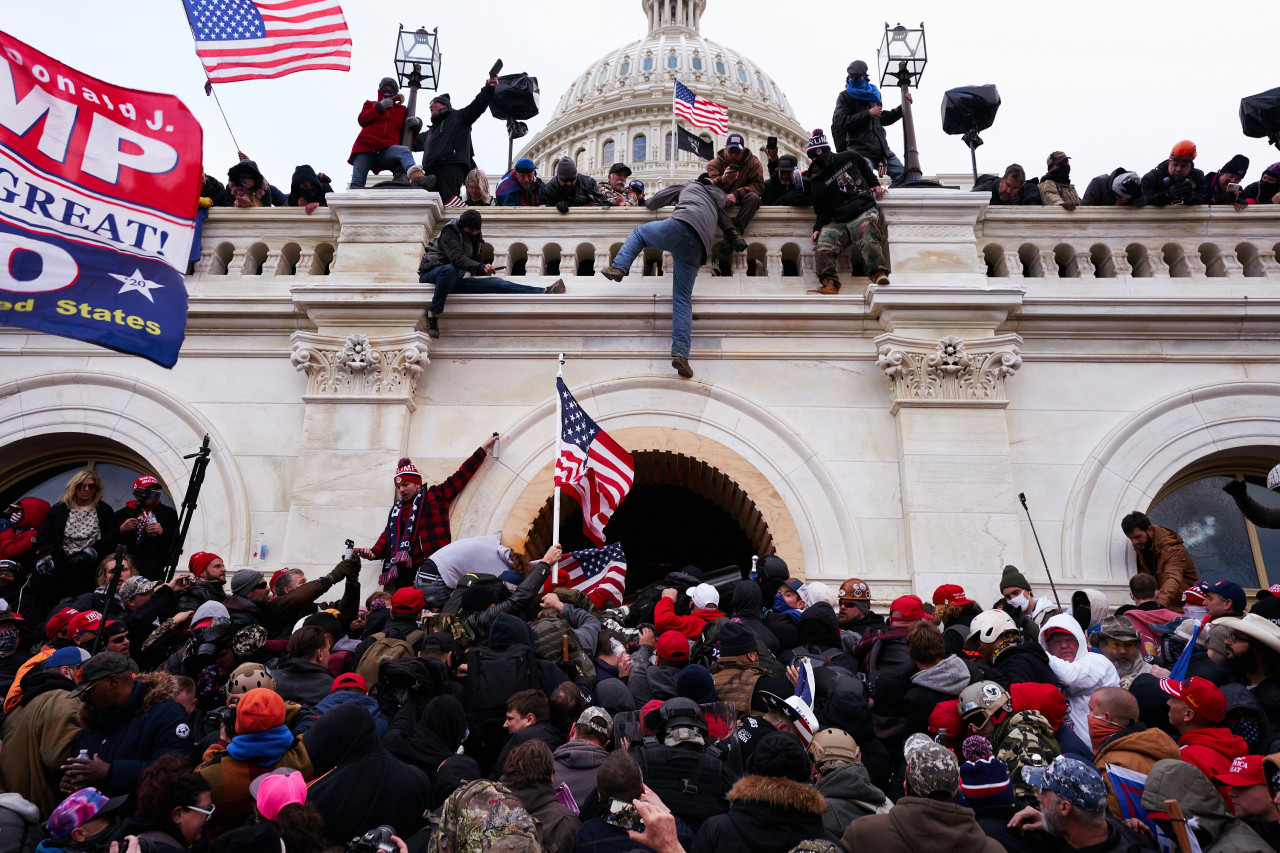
[290,331,430,407]
[875,333,1023,413]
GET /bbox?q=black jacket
[226,160,287,206]
[1140,161,1209,207]
[419,220,485,277]
[385,694,467,780]
[692,774,838,853]
[807,149,881,231]
[540,173,613,208]
[762,161,809,207]
[200,174,231,207]
[972,173,1042,205]
[832,90,901,163]
[1082,169,1146,207]
[287,164,333,207]
[35,501,117,597]
[489,720,565,781]
[413,86,494,171]
[73,673,193,797]
[176,580,227,613]
[111,501,179,580]
[727,581,780,654]
[992,642,1059,687]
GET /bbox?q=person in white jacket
[1038,613,1120,737]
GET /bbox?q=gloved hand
[35,556,54,576]
[82,547,97,563]
[404,117,423,135]
[556,201,569,214]
[1223,478,1249,498]
[379,97,395,111]
[328,557,361,583]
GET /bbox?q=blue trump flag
[0,33,201,367]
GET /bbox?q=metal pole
[552,353,565,583]
[969,140,978,183]
[401,81,420,148]
[164,435,212,582]
[1018,492,1062,608]
[91,544,128,655]
[896,63,923,185]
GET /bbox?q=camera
[188,621,233,668]
[205,705,236,735]
[347,825,397,853]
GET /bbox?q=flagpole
[670,78,677,180]
[178,4,243,151]
[552,352,565,584]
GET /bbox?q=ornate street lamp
[877,22,931,186]
[394,26,441,146]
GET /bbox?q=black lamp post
[877,22,931,187]
[394,26,441,147]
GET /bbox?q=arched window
[667,54,679,70]
[633,134,647,163]
[643,56,655,72]
[757,75,768,94]
[602,140,616,166]
[692,56,703,71]
[715,59,726,75]
[0,435,171,512]
[619,60,631,76]
[737,65,748,83]
[598,66,610,84]
[1148,467,1280,589]
[574,147,587,167]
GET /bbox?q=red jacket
[349,98,409,163]
[654,597,723,639]
[1178,726,1248,781]
[0,497,49,567]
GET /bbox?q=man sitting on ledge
[417,210,564,339]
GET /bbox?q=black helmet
[645,697,708,747]
[757,555,788,583]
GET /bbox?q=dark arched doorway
[525,451,774,593]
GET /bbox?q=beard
[1043,806,1066,837]
[1226,645,1259,676]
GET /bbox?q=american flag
[182,0,352,84]
[555,377,634,546]
[673,80,728,136]
[548,542,628,609]
[444,196,467,209]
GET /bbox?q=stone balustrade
[978,206,1280,280]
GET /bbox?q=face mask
[1088,715,1124,752]
[1229,718,1260,745]
[1183,604,1208,623]
[1009,593,1029,612]
[0,629,18,658]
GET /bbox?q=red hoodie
[654,597,724,639]
[349,96,409,163]
[1178,726,1248,781]
[0,497,50,564]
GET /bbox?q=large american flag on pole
[546,542,628,609]
[674,80,729,135]
[555,378,634,546]
[182,0,352,84]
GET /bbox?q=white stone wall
[2,192,1279,610]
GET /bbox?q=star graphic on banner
[109,269,164,303]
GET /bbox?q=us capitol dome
[517,0,810,187]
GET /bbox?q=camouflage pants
[815,209,886,283]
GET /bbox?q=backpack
[427,778,543,853]
[423,611,476,653]
[530,615,596,687]
[465,644,538,721]
[781,644,858,681]
[444,573,507,615]
[373,657,449,717]
[356,629,424,688]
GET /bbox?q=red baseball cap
[655,631,690,663]
[1159,676,1227,723]
[68,611,102,639]
[269,569,289,592]
[46,608,79,638]
[1214,755,1266,788]
[932,584,973,607]
[391,587,426,614]
[331,672,368,693]
[132,475,160,491]
[889,594,928,623]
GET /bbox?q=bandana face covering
[1088,715,1124,752]
[0,629,17,658]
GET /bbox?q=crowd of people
[1,447,1280,853]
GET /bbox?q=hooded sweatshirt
[1178,725,1249,781]
[384,694,467,780]
[815,761,889,837]
[1142,759,1272,853]
[1070,588,1109,634]
[1038,613,1120,737]
[553,737,609,807]
[904,655,974,735]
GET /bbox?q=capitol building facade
[2,2,1279,607]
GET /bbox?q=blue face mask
[845,77,883,104]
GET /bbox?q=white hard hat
[1268,463,1280,492]
[966,609,1019,645]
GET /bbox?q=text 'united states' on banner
[0,31,200,368]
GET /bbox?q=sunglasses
[77,483,100,492]
[254,582,268,591]
[185,803,216,820]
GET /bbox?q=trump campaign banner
[0,31,200,367]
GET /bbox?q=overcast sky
[10,1,1280,188]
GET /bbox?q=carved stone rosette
[290,331,430,406]
[875,333,1023,412]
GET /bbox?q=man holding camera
[1141,140,1210,207]
[705,133,764,274]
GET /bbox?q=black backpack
[464,644,537,721]
[443,573,507,615]
[633,745,733,831]
[373,657,449,718]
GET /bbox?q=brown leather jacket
[712,656,767,719]
[1133,525,1198,610]
[705,149,765,198]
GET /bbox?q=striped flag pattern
[182,0,351,84]
[546,541,628,609]
[444,196,467,209]
[673,80,729,135]
[555,378,634,546]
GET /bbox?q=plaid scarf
[380,491,425,585]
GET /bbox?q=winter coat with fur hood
[1142,759,1271,853]
[1038,613,1120,737]
[839,796,1005,853]
[692,774,838,853]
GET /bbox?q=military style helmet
[966,610,1019,646]
[957,680,1010,728]
[807,727,861,770]
[646,697,709,748]
[226,662,276,705]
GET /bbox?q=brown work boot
[544,279,565,294]
[601,266,625,282]
[671,356,694,378]
[807,279,840,295]
[870,270,890,285]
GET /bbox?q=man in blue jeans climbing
[601,174,735,379]
[418,209,565,338]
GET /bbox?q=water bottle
[77,749,89,760]
[251,532,266,567]
[343,539,355,561]
[750,555,758,581]
[491,431,501,459]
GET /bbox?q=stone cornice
[289,330,430,408]
[875,333,1023,414]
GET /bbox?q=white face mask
[1009,592,1030,612]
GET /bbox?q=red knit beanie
[188,552,220,579]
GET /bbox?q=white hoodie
[1038,612,1120,736]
